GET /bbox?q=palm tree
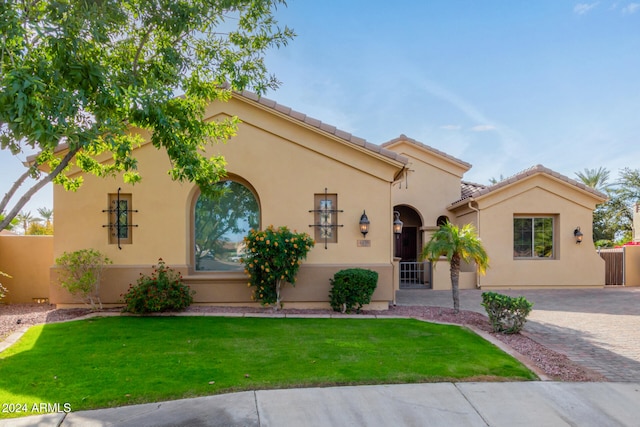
[37,207,53,226]
[575,167,611,191]
[421,222,489,313]
[15,211,41,234]
[488,174,505,185]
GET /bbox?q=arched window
[194,180,259,271]
[436,215,449,227]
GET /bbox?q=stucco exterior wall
[468,176,604,288]
[0,235,53,303]
[431,259,476,290]
[51,96,402,307]
[388,140,469,229]
[624,245,640,286]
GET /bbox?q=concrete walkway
[4,382,640,427]
[397,287,640,382]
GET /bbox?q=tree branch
[0,164,36,214]
[132,28,152,78]
[0,147,79,230]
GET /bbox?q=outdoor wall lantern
[574,226,583,244]
[359,211,370,238]
[393,211,403,238]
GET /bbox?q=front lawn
[0,316,536,417]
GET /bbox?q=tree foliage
[575,167,611,192]
[576,167,638,245]
[421,222,489,313]
[0,0,294,230]
[0,212,18,231]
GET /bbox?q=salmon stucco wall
[50,96,403,308]
[387,138,469,230]
[0,235,53,303]
[463,175,605,289]
[624,245,640,286]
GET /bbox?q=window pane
[117,200,128,239]
[513,217,554,259]
[513,218,532,257]
[534,218,553,258]
[108,193,132,245]
[195,181,259,271]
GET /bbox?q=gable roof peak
[450,163,607,208]
[233,90,408,166]
[380,134,472,169]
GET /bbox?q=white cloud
[574,2,599,14]
[622,3,640,13]
[440,124,461,131]
[471,125,497,132]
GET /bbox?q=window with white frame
[513,217,555,259]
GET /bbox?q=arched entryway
[394,205,431,288]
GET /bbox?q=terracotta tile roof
[29,90,409,167]
[450,164,608,207]
[235,90,408,165]
[460,180,488,199]
[380,134,472,169]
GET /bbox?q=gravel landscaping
[0,303,605,382]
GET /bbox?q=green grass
[0,316,536,417]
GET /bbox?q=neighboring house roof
[449,164,608,208]
[27,89,409,168]
[233,90,408,166]
[380,134,472,171]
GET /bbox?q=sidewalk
[4,382,640,427]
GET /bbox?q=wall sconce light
[574,226,583,244]
[359,211,370,238]
[393,211,403,238]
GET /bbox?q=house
[46,90,607,308]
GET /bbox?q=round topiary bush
[329,268,378,313]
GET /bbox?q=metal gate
[399,261,431,289]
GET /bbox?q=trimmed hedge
[329,268,378,313]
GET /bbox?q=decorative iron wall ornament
[309,188,343,249]
[102,188,138,249]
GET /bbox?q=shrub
[242,225,314,310]
[481,291,533,334]
[55,249,112,310]
[122,259,194,314]
[0,271,10,302]
[329,268,378,313]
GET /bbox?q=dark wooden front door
[396,226,417,261]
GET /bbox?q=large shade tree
[0,0,294,230]
[421,222,489,313]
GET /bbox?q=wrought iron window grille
[102,188,138,250]
[309,188,343,249]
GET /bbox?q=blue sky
[1,0,639,215]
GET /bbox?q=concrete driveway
[396,288,640,382]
